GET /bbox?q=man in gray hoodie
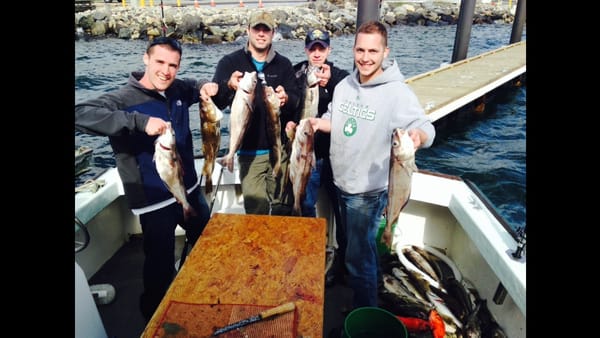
[309,21,436,309]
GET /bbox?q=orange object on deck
[239,0,245,7]
[258,0,264,7]
[194,0,199,7]
[140,213,327,338]
[210,0,215,6]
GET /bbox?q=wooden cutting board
[141,213,327,338]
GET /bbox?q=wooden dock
[406,40,526,122]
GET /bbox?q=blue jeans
[337,187,387,308]
[301,159,322,217]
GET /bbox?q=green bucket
[376,218,396,256]
[343,307,407,338]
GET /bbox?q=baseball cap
[249,11,275,30]
[305,29,330,49]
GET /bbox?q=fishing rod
[178,164,224,269]
[209,166,225,214]
[160,0,167,37]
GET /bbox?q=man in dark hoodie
[289,28,349,287]
[75,36,217,322]
[211,11,301,215]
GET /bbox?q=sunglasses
[147,36,182,55]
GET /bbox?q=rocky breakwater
[74,0,516,44]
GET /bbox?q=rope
[75,179,106,194]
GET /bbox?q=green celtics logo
[343,118,357,136]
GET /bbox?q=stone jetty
[74,0,517,44]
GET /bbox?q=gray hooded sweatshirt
[322,58,435,194]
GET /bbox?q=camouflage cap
[249,11,275,30]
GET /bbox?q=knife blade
[211,302,295,336]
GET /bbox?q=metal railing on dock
[406,40,526,122]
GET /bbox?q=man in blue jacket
[75,36,216,322]
[211,11,301,215]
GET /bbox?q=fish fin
[243,96,254,112]
[176,156,185,176]
[410,161,419,172]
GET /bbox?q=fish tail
[381,226,393,249]
[272,162,281,178]
[292,203,302,216]
[205,175,213,194]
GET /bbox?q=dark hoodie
[292,60,349,160]
[211,44,301,150]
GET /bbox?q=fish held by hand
[263,85,283,177]
[382,128,418,248]
[200,96,222,194]
[300,65,320,120]
[154,122,197,220]
[288,118,315,216]
[220,71,257,172]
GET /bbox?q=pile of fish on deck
[378,245,508,338]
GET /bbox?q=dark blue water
[75,23,526,232]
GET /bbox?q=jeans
[138,187,210,322]
[337,187,387,308]
[301,159,322,217]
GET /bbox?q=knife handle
[259,302,295,319]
